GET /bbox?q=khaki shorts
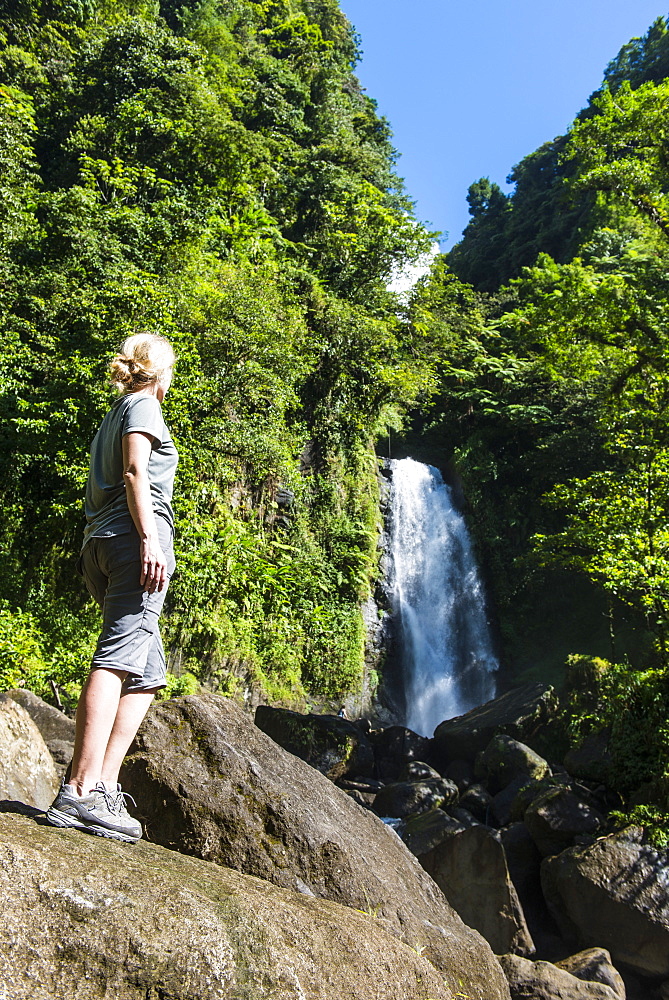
[80,518,175,692]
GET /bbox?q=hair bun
[109,334,176,394]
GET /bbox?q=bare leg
[69,667,127,794]
[100,689,159,789]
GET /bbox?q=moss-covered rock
[254,705,373,781]
[477,734,550,793]
[0,812,459,1000]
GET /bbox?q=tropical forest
[3,2,669,995]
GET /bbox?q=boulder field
[4,684,669,999]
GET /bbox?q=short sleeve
[122,394,165,446]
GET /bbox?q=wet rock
[564,731,614,786]
[402,807,467,855]
[254,705,373,781]
[399,760,441,781]
[0,695,60,809]
[477,735,550,793]
[555,949,626,999]
[369,725,430,782]
[432,683,556,765]
[541,826,669,977]
[0,813,461,1000]
[418,825,535,957]
[121,694,510,996]
[460,784,494,824]
[499,954,620,999]
[525,785,604,857]
[6,689,75,770]
[373,777,458,819]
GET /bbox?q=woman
[46,333,178,842]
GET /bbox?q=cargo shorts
[80,517,176,692]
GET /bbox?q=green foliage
[0,0,432,707]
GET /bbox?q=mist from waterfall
[386,458,498,737]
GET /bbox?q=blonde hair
[109,333,176,394]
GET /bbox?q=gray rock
[399,760,441,782]
[525,785,604,857]
[121,694,510,997]
[564,731,614,786]
[555,949,626,999]
[460,784,494,824]
[6,688,75,773]
[0,695,60,809]
[502,823,543,900]
[448,806,480,828]
[477,735,550,793]
[492,774,535,827]
[541,826,669,977]
[373,777,458,819]
[418,825,535,957]
[369,725,430,782]
[501,823,564,958]
[499,954,620,999]
[432,683,556,765]
[402,807,467,855]
[0,812,462,1000]
[344,789,375,809]
[254,705,373,781]
[510,774,571,823]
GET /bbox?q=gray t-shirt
[83,392,178,544]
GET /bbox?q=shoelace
[93,783,137,816]
[113,787,137,815]
[92,783,120,814]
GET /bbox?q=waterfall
[386,458,498,737]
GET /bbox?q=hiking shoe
[46,781,142,843]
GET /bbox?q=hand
[140,536,168,593]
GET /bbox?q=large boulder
[417,824,535,957]
[555,949,626,999]
[541,827,669,977]
[0,812,457,1000]
[402,807,469,855]
[369,725,430,782]
[499,954,620,1000]
[432,684,556,765]
[6,688,75,769]
[524,785,605,857]
[477,735,550,793]
[0,694,59,809]
[373,777,458,819]
[121,694,510,998]
[254,705,373,781]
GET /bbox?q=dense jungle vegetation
[0,0,437,708]
[408,15,669,830]
[4,0,669,831]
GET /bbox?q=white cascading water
[386,458,498,737]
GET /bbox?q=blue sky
[339,1,668,249]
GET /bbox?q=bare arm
[122,431,167,593]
